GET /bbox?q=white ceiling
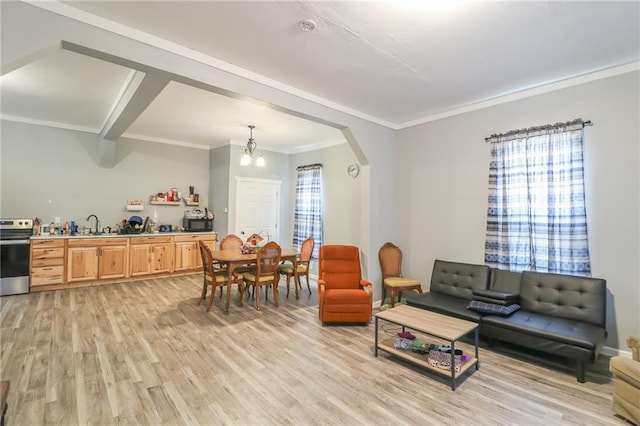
[1,1,639,152]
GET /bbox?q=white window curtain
[484,119,592,275]
[293,164,323,260]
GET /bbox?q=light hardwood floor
[0,275,625,425]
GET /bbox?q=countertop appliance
[0,218,33,296]
[183,217,213,232]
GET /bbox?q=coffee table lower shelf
[377,337,478,379]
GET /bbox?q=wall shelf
[150,200,181,206]
[184,201,200,206]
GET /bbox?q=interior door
[235,178,281,243]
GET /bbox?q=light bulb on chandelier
[240,125,265,167]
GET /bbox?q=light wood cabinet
[129,236,173,276]
[30,233,215,291]
[174,234,216,271]
[67,238,128,283]
[30,239,65,287]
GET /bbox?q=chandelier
[240,125,265,167]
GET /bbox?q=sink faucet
[87,214,99,234]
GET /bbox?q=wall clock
[347,163,360,178]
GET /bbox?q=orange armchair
[318,245,373,324]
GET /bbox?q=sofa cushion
[489,269,523,295]
[482,310,606,351]
[467,301,520,316]
[429,260,490,300]
[405,291,483,322]
[472,288,519,306]
[520,271,607,327]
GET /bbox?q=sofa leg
[576,360,586,383]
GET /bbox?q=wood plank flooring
[0,276,625,425]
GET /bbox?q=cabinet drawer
[131,236,172,245]
[32,257,64,267]
[31,239,64,248]
[68,238,128,247]
[174,234,217,243]
[32,247,64,260]
[31,266,64,285]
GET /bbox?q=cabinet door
[68,247,99,282]
[150,243,173,274]
[174,242,196,271]
[129,245,151,276]
[99,245,128,279]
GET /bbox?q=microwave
[183,218,213,232]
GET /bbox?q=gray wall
[0,120,210,231]
[209,144,231,236]
[396,71,640,350]
[284,143,361,248]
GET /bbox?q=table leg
[475,327,479,370]
[374,317,379,357]
[451,341,456,390]
[225,263,237,314]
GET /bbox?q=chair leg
[390,289,396,307]
[273,281,279,307]
[382,285,387,306]
[294,274,300,299]
[304,272,311,294]
[255,284,261,311]
[207,284,217,312]
[285,274,291,297]
[237,281,245,307]
[198,279,207,305]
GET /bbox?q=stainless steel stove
[0,218,33,296]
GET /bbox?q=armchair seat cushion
[323,288,371,305]
[384,277,421,287]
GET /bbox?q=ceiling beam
[100,70,170,141]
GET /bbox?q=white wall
[0,120,210,231]
[397,71,640,349]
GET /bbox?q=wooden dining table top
[210,247,298,314]
[210,248,298,263]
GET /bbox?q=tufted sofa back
[520,271,607,327]
[430,260,490,299]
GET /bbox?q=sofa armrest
[472,288,519,306]
[360,279,372,292]
[628,336,640,361]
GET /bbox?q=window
[484,119,591,275]
[293,164,323,259]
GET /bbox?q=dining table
[210,248,298,313]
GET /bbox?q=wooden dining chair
[198,241,244,311]
[278,236,314,298]
[378,242,422,307]
[245,233,264,246]
[241,241,282,311]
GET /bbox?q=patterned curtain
[485,120,591,275]
[293,164,323,260]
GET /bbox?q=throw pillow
[467,300,521,316]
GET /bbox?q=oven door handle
[0,239,31,246]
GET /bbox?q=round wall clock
[347,163,360,178]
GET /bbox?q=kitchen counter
[31,231,217,240]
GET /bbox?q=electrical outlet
[223,208,228,213]
[55,216,60,224]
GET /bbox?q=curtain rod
[485,118,593,143]
[296,163,323,171]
